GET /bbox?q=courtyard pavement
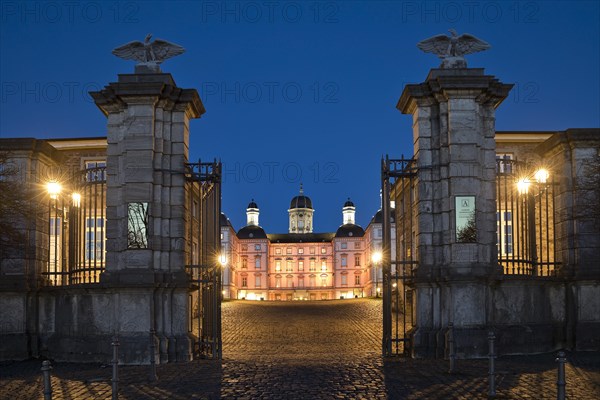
[1,298,599,399]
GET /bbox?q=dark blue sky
[1,1,599,233]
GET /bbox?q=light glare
[534,168,549,183]
[219,253,227,266]
[72,193,81,207]
[517,178,530,194]
[372,251,382,264]
[47,181,61,199]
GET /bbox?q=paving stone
[1,299,599,399]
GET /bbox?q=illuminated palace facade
[220,186,390,301]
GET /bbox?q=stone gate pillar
[397,68,512,357]
[90,72,205,363]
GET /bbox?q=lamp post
[219,253,227,299]
[372,251,382,298]
[517,168,550,276]
[47,181,62,285]
[47,181,84,286]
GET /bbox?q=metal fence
[42,166,106,286]
[496,158,559,276]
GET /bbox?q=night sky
[1,1,599,233]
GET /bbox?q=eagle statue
[417,29,491,68]
[112,34,185,72]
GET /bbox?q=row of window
[340,255,361,267]
[239,255,361,270]
[240,245,330,254]
[274,259,327,272]
[240,245,363,254]
[239,275,360,288]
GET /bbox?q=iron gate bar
[381,157,391,357]
[496,158,559,277]
[382,155,417,357]
[185,160,222,360]
[41,165,107,286]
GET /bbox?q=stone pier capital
[90,73,205,119]
[397,68,513,114]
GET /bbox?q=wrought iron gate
[41,164,107,286]
[185,160,222,359]
[382,156,417,357]
[496,158,559,276]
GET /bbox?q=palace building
[220,186,391,301]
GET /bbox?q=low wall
[0,286,193,364]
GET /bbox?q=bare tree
[0,152,33,258]
[127,202,149,248]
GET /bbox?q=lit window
[321,276,327,286]
[298,248,304,254]
[85,161,106,182]
[192,242,198,265]
[321,247,326,254]
[84,217,106,262]
[275,260,281,271]
[496,153,513,174]
[275,248,281,255]
[298,260,304,271]
[321,260,327,271]
[309,259,316,271]
[286,260,293,272]
[497,211,513,256]
[48,217,62,276]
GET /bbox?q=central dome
[290,194,312,209]
[289,184,313,209]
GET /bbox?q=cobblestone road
[1,299,599,399]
